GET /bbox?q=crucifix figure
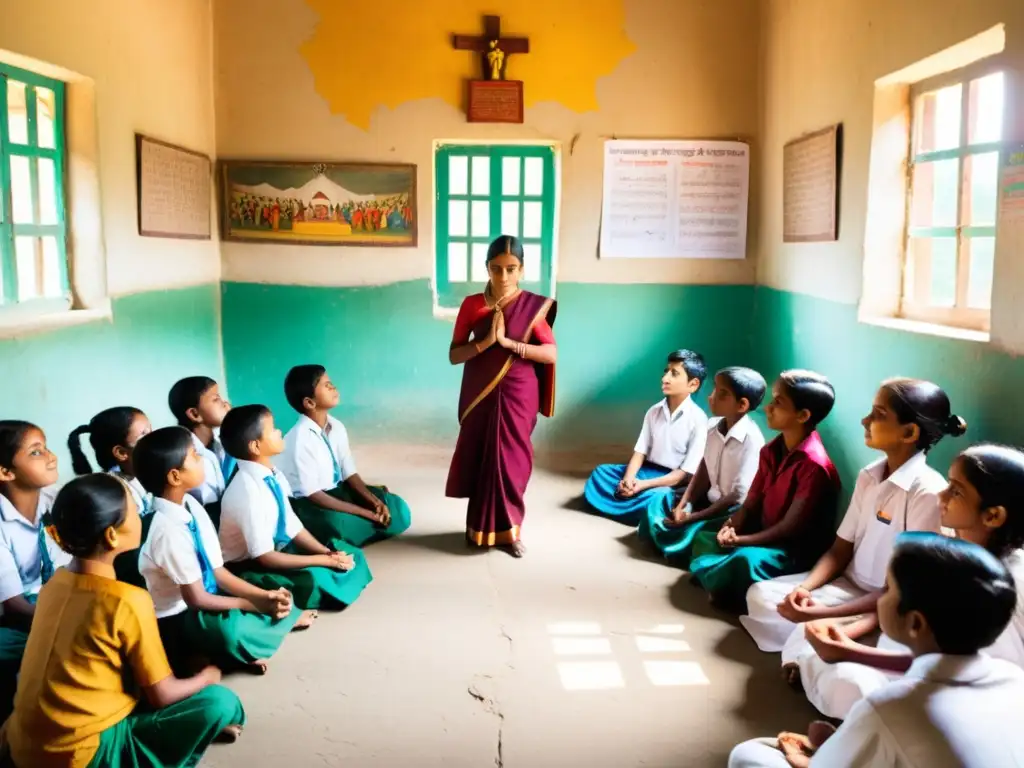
[452,15,529,82]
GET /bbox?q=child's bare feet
[782,663,803,690]
[293,610,318,631]
[216,724,244,743]
[246,659,270,675]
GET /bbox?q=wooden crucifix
[452,15,529,123]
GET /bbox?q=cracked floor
[204,446,815,768]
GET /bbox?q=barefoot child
[279,365,412,547]
[688,370,840,610]
[0,421,71,715]
[740,379,964,675]
[220,405,372,610]
[795,444,1024,720]
[729,534,1024,768]
[0,473,245,767]
[136,427,310,676]
[584,350,709,525]
[168,376,235,526]
[69,407,154,586]
[639,367,766,567]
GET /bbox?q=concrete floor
[205,446,815,768]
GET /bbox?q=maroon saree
[446,291,557,546]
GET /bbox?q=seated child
[279,365,411,547]
[688,370,840,609]
[794,444,1024,720]
[136,427,313,676]
[639,366,766,567]
[0,473,245,767]
[584,349,709,525]
[168,376,235,525]
[728,533,1024,768]
[69,406,154,586]
[0,420,71,716]
[740,379,963,672]
[219,404,372,610]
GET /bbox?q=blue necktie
[221,454,237,485]
[318,430,342,486]
[263,474,293,549]
[38,524,55,585]
[186,512,219,594]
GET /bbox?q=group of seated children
[585,349,1024,765]
[0,363,410,767]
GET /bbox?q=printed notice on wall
[136,135,212,240]
[599,139,749,259]
[783,125,840,243]
[999,146,1024,223]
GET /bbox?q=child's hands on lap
[778,587,818,622]
[717,525,739,548]
[254,588,293,620]
[615,476,638,499]
[804,619,857,664]
[372,499,391,527]
[320,551,355,571]
[776,732,814,768]
[665,501,691,526]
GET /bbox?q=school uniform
[688,431,840,606]
[798,547,1024,720]
[584,397,709,525]
[0,488,71,714]
[2,568,244,768]
[220,459,372,610]
[639,415,765,567]
[740,452,945,654]
[108,470,155,588]
[729,654,1024,768]
[279,414,412,547]
[139,496,299,673]
[188,431,236,528]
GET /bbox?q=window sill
[0,300,112,340]
[858,314,990,343]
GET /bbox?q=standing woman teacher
[446,236,557,558]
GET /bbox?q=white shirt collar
[660,397,693,422]
[0,492,45,528]
[868,451,929,492]
[151,496,198,525]
[713,414,755,444]
[906,653,999,685]
[237,458,277,481]
[298,413,336,437]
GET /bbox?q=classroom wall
[757,0,1024,485]
[214,0,762,449]
[0,0,223,472]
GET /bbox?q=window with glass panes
[0,64,68,308]
[434,144,557,311]
[902,69,1004,331]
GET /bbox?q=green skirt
[114,513,156,588]
[0,627,28,721]
[87,684,245,768]
[638,495,737,570]
[229,539,372,611]
[291,484,411,547]
[688,531,796,608]
[158,605,302,674]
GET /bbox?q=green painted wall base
[221,280,758,449]
[0,284,223,475]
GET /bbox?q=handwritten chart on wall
[783,124,841,243]
[599,139,749,259]
[136,134,212,240]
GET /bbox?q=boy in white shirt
[639,367,766,568]
[168,377,236,525]
[279,365,411,547]
[220,404,372,610]
[135,427,308,675]
[584,349,709,525]
[729,533,1024,768]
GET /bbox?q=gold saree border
[466,525,521,546]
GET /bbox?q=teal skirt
[688,531,796,608]
[639,497,737,570]
[229,539,372,611]
[0,627,28,721]
[88,684,245,767]
[583,463,676,526]
[158,605,302,674]
[291,484,411,547]
[113,513,156,588]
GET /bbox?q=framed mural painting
[220,160,417,246]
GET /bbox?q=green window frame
[434,143,557,312]
[0,63,68,308]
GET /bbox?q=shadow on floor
[397,531,485,556]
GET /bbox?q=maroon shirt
[744,431,840,557]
